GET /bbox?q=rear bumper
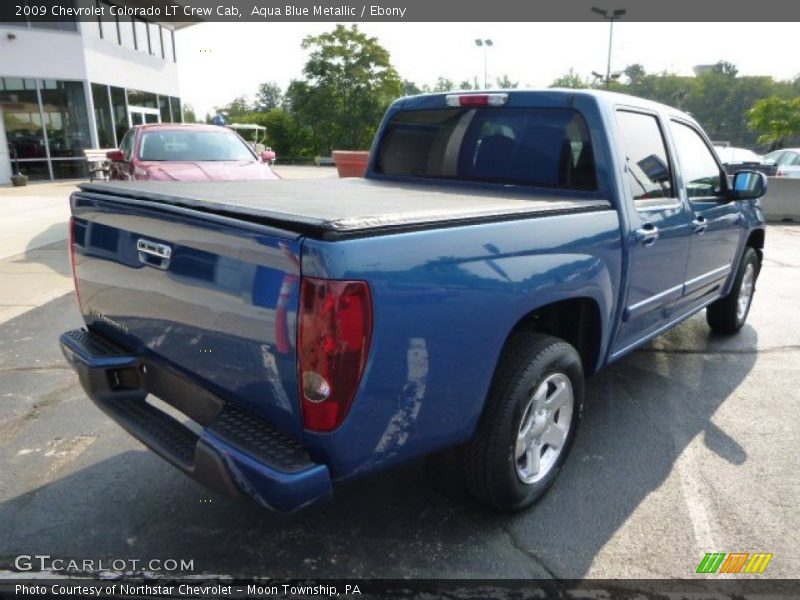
[59,329,331,512]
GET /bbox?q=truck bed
[78,179,612,240]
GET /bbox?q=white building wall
[0,26,87,81]
[82,36,181,97]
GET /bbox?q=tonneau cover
[78,178,611,240]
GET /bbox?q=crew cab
[60,90,766,512]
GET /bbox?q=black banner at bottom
[1,579,799,600]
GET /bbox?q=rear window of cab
[375,107,597,190]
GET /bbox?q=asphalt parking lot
[0,176,798,579]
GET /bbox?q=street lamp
[591,6,626,88]
[475,38,493,89]
[592,70,622,86]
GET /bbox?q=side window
[615,110,674,207]
[764,151,784,165]
[670,120,724,200]
[120,130,135,161]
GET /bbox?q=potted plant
[10,146,28,186]
[332,150,370,178]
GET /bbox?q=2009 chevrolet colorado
[60,90,766,512]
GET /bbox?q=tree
[402,79,422,96]
[213,96,252,120]
[241,108,311,158]
[431,76,456,92]
[747,96,800,150]
[713,60,739,78]
[549,62,800,149]
[550,69,589,89]
[624,64,646,85]
[458,79,475,91]
[285,24,402,153]
[495,74,519,89]
[254,82,283,111]
[182,103,198,123]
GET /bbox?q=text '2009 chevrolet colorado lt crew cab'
[60,90,767,512]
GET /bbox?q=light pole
[591,7,626,88]
[474,38,493,89]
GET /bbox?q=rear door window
[614,110,675,207]
[375,107,597,190]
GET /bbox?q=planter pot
[11,174,28,187]
[332,150,370,178]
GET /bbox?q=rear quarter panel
[301,210,622,480]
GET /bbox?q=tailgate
[70,191,304,437]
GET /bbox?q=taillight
[445,93,508,108]
[68,217,82,310]
[297,278,372,432]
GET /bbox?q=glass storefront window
[0,77,46,160]
[14,161,51,181]
[158,95,171,123]
[2,77,174,180]
[39,80,91,158]
[92,83,116,147]
[169,97,182,123]
[110,86,129,146]
[127,89,158,109]
[52,159,88,179]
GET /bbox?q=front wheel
[706,247,759,334]
[462,332,584,511]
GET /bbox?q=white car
[714,146,762,164]
[763,148,800,178]
[713,146,776,176]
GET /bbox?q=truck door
[668,119,744,308]
[610,109,694,357]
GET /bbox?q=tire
[462,332,584,511]
[706,247,759,335]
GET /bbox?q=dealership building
[0,3,194,183]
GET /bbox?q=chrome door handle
[692,215,708,235]
[634,223,659,246]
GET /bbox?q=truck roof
[395,88,697,125]
[78,179,611,241]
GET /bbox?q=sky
[176,22,800,118]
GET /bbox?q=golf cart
[228,123,276,165]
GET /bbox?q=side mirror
[106,149,125,162]
[261,150,276,163]
[730,170,767,201]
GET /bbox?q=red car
[106,124,279,181]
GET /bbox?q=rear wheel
[706,247,759,334]
[462,332,584,511]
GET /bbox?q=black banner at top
[2,0,800,23]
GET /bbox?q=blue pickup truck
[60,90,766,512]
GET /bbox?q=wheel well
[746,228,765,269]
[507,298,602,374]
